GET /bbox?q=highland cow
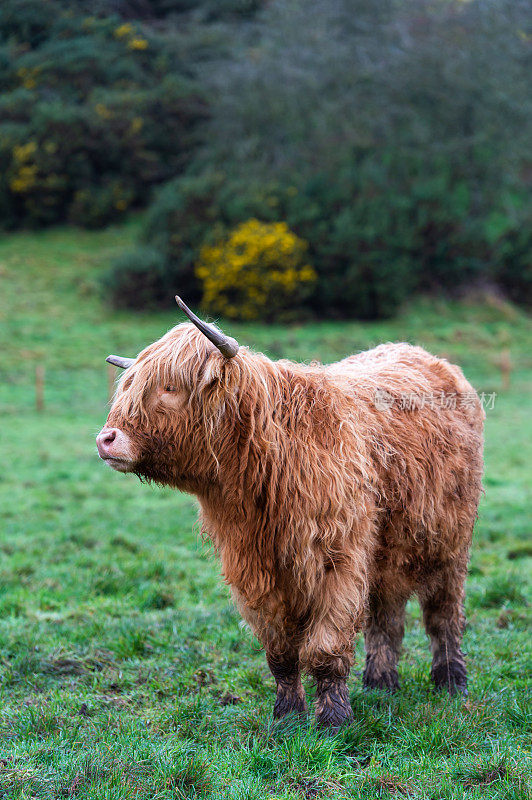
[96,297,484,729]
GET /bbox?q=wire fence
[0,365,119,417]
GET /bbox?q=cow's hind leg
[363,589,407,692]
[418,561,468,695]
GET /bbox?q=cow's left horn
[106,355,135,369]
[175,296,239,359]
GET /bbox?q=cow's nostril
[96,427,133,470]
[96,427,119,457]
[104,430,116,445]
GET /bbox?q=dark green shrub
[179,0,529,317]
[120,155,496,319]
[102,246,170,310]
[69,183,136,229]
[98,0,530,318]
[105,173,265,311]
[141,0,263,19]
[0,0,206,228]
[493,221,532,309]
[140,173,231,304]
[0,0,56,48]
[136,172,309,309]
[297,158,499,318]
[275,167,415,319]
[67,0,263,21]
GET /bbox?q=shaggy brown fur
[102,324,484,728]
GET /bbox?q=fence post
[35,364,45,412]
[499,348,512,391]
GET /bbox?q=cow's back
[327,343,484,568]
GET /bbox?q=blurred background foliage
[0,0,209,228]
[0,0,530,319]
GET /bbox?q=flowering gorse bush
[0,0,205,228]
[196,219,316,321]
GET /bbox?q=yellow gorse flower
[129,117,144,134]
[13,141,37,162]
[196,219,316,321]
[114,23,148,51]
[10,164,38,193]
[17,66,40,90]
[114,23,134,38]
[128,37,148,50]
[10,142,39,193]
[95,103,112,119]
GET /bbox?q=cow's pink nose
[96,427,118,457]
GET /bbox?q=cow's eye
[164,385,177,393]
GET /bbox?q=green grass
[0,223,530,799]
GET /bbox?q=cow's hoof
[431,661,467,696]
[315,680,353,731]
[363,668,400,693]
[273,685,308,719]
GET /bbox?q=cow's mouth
[96,427,138,472]
[102,456,134,473]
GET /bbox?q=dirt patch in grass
[374,776,414,796]
[462,765,507,788]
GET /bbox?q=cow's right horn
[106,355,135,369]
[175,296,239,359]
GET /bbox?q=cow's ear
[197,357,240,412]
[201,356,224,386]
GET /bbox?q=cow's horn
[175,296,239,359]
[106,355,135,369]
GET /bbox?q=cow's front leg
[266,647,307,719]
[301,563,365,730]
[309,657,353,731]
[231,586,307,719]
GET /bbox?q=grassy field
[0,224,530,799]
